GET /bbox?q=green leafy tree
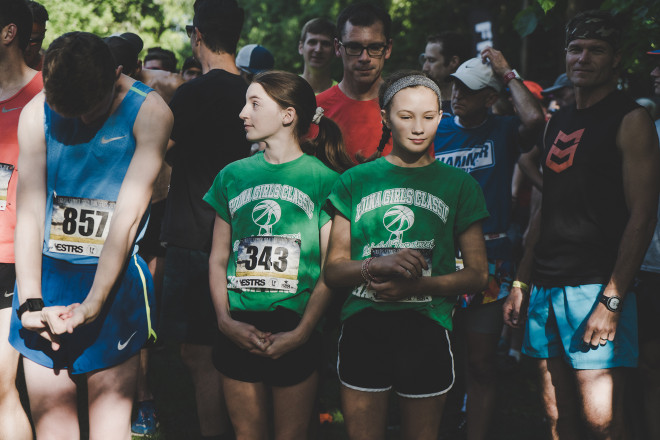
[514,0,660,75]
[37,0,657,92]
[40,0,195,69]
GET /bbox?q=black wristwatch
[598,294,622,312]
[16,298,44,320]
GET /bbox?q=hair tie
[382,75,442,109]
[312,106,324,125]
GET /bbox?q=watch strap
[598,294,622,312]
[17,298,44,320]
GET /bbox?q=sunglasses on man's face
[29,35,45,45]
[186,25,195,38]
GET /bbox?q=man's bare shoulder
[618,107,657,151]
[19,91,45,125]
[134,90,174,136]
[17,92,46,153]
[22,89,45,107]
[139,70,184,103]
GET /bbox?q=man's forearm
[603,212,657,298]
[509,80,544,133]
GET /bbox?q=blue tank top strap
[113,81,153,128]
[129,81,152,96]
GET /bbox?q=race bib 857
[48,195,115,256]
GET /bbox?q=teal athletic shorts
[9,254,157,374]
[522,284,637,369]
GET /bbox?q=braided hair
[362,70,441,163]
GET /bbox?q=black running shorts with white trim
[338,309,454,398]
[0,263,16,310]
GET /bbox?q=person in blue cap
[236,44,275,84]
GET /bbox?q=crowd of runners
[1,1,660,440]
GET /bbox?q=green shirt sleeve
[326,171,353,220]
[318,169,340,228]
[202,168,232,224]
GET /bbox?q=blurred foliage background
[38,0,659,94]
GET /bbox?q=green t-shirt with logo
[327,157,489,330]
[204,152,338,315]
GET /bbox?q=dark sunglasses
[29,35,45,45]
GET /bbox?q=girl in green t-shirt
[205,71,350,439]
[325,71,490,440]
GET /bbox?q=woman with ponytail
[324,70,490,439]
[204,70,342,439]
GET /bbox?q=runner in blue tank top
[9,32,173,440]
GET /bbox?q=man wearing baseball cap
[505,11,660,439]
[433,47,544,440]
[235,43,274,84]
[542,73,575,112]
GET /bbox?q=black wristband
[17,298,44,320]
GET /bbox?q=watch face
[608,297,620,310]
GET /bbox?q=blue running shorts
[9,254,156,374]
[522,284,637,369]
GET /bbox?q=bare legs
[465,331,500,440]
[341,385,446,440]
[538,359,627,440]
[24,354,139,440]
[181,343,230,437]
[222,371,318,440]
[0,308,32,440]
[637,340,660,438]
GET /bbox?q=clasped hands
[366,249,428,301]
[21,302,97,351]
[220,317,307,360]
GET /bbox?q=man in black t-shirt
[504,11,660,439]
[159,1,248,439]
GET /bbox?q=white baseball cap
[449,57,502,93]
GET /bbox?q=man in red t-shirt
[0,1,43,439]
[316,3,393,162]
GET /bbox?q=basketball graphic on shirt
[383,205,414,243]
[252,200,281,235]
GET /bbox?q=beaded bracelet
[361,257,376,283]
